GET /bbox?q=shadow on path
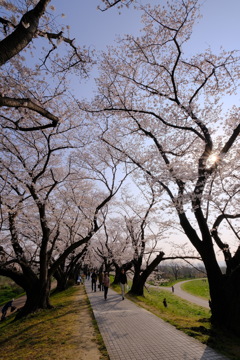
[85,280,229,360]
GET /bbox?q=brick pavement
[85,280,229,360]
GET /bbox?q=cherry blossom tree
[87,0,240,332]
[0,0,131,133]
[91,175,200,293]
[91,180,170,294]
[53,245,87,291]
[0,1,93,132]
[122,185,166,296]
[99,0,134,12]
[0,0,134,316]
[0,102,128,317]
[93,212,134,277]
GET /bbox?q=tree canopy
[0,0,131,317]
[1,0,240,334]
[85,0,240,333]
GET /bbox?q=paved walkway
[85,281,229,360]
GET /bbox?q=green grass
[159,278,191,287]
[1,277,239,360]
[0,276,24,305]
[181,279,210,299]
[0,286,109,360]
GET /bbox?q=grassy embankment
[0,279,109,360]
[111,278,240,360]
[181,278,210,299]
[1,277,240,360]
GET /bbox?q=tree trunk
[15,278,52,319]
[190,230,240,334]
[208,267,240,334]
[129,252,164,296]
[179,212,240,333]
[0,0,51,66]
[113,264,120,284]
[194,246,240,334]
[54,270,69,292]
[112,261,132,284]
[130,273,146,296]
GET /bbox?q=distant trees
[53,245,87,291]
[88,0,240,333]
[90,180,172,295]
[168,262,181,281]
[153,262,206,283]
[122,183,166,296]
[89,201,134,274]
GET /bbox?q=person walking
[77,275,82,285]
[1,299,15,321]
[98,271,104,291]
[91,270,97,292]
[119,268,127,300]
[87,271,90,280]
[103,272,110,300]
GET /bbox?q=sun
[207,153,219,166]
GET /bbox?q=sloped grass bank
[0,286,108,360]
[181,279,210,299]
[0,276,24,305]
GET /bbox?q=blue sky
[57,0,240,53]
[52,0,240,97]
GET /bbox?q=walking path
[159,280,209,309]
[85,281,229,360]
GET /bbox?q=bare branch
[0,95,59,131]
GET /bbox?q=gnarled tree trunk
[15,277,52,319]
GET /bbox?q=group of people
[90,268,128,301]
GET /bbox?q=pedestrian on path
[103,272,110,300]
[98,271,104,291]
[91,270,97,292]
[1,299,15,321]
[163,298,167,308]
[77,275,82,285]
[119,268,127,300]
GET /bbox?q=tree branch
[0,95,59,130]
[0,0,51,66]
